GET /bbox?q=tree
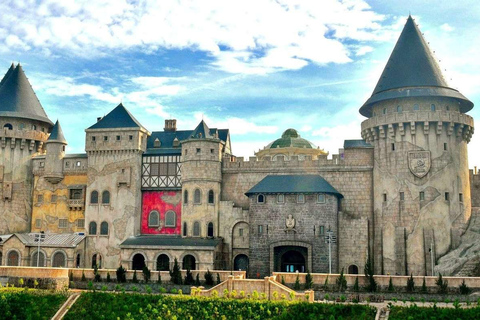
[421,277,427,293]
[132,270,138,283]
[93,264,101,282]
[435,273,448,294]
[387,277,394,292]
[169,258,183,285]
[204,269,214,286]
[142,266,151,283]
[116,265,127,283]
[195,273,201,286]
[304,271,313,289]
[364,257,377,292]
[184,268,194,285]
[293,274,301,290]
[353,277,359,292]
[459,279,471,295]
[406,274,415,293]
[336,268,347,292]
[216,273,221,285]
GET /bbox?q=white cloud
[0,0,392,73]
[440,23,454,32]
[190,113,278,135]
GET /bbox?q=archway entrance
[132,254,146,270]
[281,250,305,273]
[52,252,66,268]
[348,264,359,274]
[156,254,170,271]
[233,254,249,271]
[182,255,196,270]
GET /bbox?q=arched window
[208,190,214,204]
[257,194,265,203]
[90,191,98,204]
[92,253,102,269]
[32,251,46,267]
[348,264,359,275]
[183,222,188,236]
[148,211,160,227]
[100,221,109,235]
[52,252,66,268]
[207,222,214,237]
[165,211,176,227]
[194,189,201,204]
[3,123,12,130]
[193,221,200,237]
[431,104,436,111]
[89,221,97,235]
[183,254,196,270]
[76,254,81,268]
[183,190,188,204]
[156,254,170,271]
[7,251,19,266]
[397,105,402,113]
[102,190,110,204]
[132,253,145,270]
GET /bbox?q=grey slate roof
[245,175,343,198]
[145,128,229,155]
[14,233,85,248]
[0,234,13,245]
[190,120,214,139]
[120,235,222,248]
[0,64,53,125]
[47,120,67,144]
[0,63,14,87]
[343,139,372,149]
[88,103,145,130]
[360,16,473,117]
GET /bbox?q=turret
[44,120,67,183]
[360,16,474,276]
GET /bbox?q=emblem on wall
[285,214,296,230]
[408,151,431,178]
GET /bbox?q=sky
[1,0,480,168]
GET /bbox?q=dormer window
[154,138,161,148]
[257,194,265,203]
[116,135,121,141]
[173,138,180,147]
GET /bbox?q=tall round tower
[0,64,53,233]
[44,120,67,184]
[360,16,474,276]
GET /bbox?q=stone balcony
[67,199,84,210]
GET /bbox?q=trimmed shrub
[353,277,359,292]
[184,269,194,285]
[132,270,138,283]
[293,274,300,290]
[116,265,127,283]
[459,279,471,295]
[169,258,182,285]
[406,274,415,293]
[336,268,347,292]
[388,277,394,292]
[435,273,448,294]
[305,271,313,289]
[204,269,214,286]
[364,257,377,292]
[142,266,151,283]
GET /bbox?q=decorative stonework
[408,151,431,178]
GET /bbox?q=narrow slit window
[445,192,450,201]
[383,193,387,202]
[444,143,447,151]
[459,193,463,202]
[391,143,395,151]
[420,192,425,201]
[400,192,404,201]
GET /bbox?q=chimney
[164,119,177,132]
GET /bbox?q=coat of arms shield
[408,151,431,178]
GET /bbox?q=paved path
[51,292,81,320]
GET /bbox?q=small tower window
[183,190,188,204]
[90,191,98,204]
[317,194,326,203]
[383,193,387,202]
[277,194,284,203]
[459,193,464,202]
[194,189,201,204]
[165,211,176,227]
[148,211,159,227]
[100,221,109,235]
[400,192,404,201]
[196,148,201,154]
[154,138,161,147]
[210,148,214,154]
[419,192,425,201]
[391,143,395,151]
[129,135,133,140]
[92,136,96,141]
[258,225,263,235]
[297,194,305,203]
[104,136,108,141]
[444,143,447,151]
[445,192,450,201]
[193,221,200,237]
[116,135,121,141]
[397,105,402,113]
[414,104,419,111]
[208,190,214,204]
[207,222,214,237]
[183,222,188,236]
[3,123,12,130]
[257,194,265,203]
[89,221,97,235]
[382,108,387,115]
[431,104,436,111]
[446,105,450,111]
[102,191,110,204]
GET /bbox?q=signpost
[325,228,336,274]
[34,232,45,267]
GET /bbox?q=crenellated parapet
[0,128,49,152]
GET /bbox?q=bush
[195,273,201,286]
[353,277,359,292]
[116,265,127,283]
[81,270,86,282]
[216,273,221,285]
[364,257,377,292]
[459,279,471,295]
[157,274,162,285]
[406,274,415,293]
[204,269,214,286]
[305,271,313,290]
[184,269,194,285]
[142,266,151,283]
[169,258,182,285]
[132,270,138,283]
[435,273,448,294]
[421,277,427,293]
[336,268,347,292]
[293,274,300,290]
[388,277,394,292]
[106,273,111,283]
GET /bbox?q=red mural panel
[141,191,182,234]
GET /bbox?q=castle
[0,16,478,277]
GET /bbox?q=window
[397,105,402,113]
[257,194,265,203]
[194,189,201,204]
[165,211,176,227]
[7,251,19,266]
[208,190,214,204]
[51,194,57,203]
[59,219,68,228]
[277,194,284,203]
[129,135,133,140]
[193,222,200,236]
[185,149,188,155]
[104,136,108,141]
[258,225,263,235]
[157,254,170,271]
[35,219,41,228]
[102,191,110,204]
[70,189,82,200]
[444,143,447,151]
[431,104,436,111]
[297,194,305,203]
[239,228,244,236]
[148,211,160,227]
[420,192,425,201]
[100,221,108,235]
[183,222,188,236]
[92,136,96,141]
[32,124,37,130]
[39,162,44,168]
[207,222,214,237]
[382,108,387,115]
[210,148,214,154]
[76,161,81,167]
[319,225,325,235]
[90,191,99,204]
[116,135,121,141]
[383,193,387,202]
[400,192,405,201]
[3,123,12,130]
[89,221,97,235]
[154,138,161,147]
[446,105,450,111]
[414,104,419,111]
[65,161,70,168]
[32,251,45,267]
[37,194,43,203]
[317,194,326,203]
[183,190,188,204]
[391,143,395,151]
[445,192,450,201]
[196,148,201,154]
[19,123,25,130]
[459,193,464,202]
[77,219,85,228]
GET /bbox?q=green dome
[267,129,316,149]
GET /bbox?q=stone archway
[132,253,146,270]
[280,250,306,273]
[233,254,249,271]
[182,254,196,270]
[348,264,359,274]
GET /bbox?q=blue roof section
[245,175,343,198]
[343,139,372,149]
[190,120,213,139]
[88,103,145,130]
[120,235,222,247]
[47,120,67,144]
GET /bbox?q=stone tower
[181,120,223,244]
[44,120,67,184]
[84,103,149,268]
[360,16,474,276]
[0,64,53,234]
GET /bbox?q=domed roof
[267,129,316,149]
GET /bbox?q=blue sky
[1,0,479,167]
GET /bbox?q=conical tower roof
[190,120,214,139]
[360,16,473,117]
[0,63,15,87]
[47,120,67,144]
[87,103,145,130]
[0,64,53,125]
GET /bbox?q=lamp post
[325,227,336,274]
[429,242,435,276]
[34,232,45,267]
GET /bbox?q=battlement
[0,128,49,152]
